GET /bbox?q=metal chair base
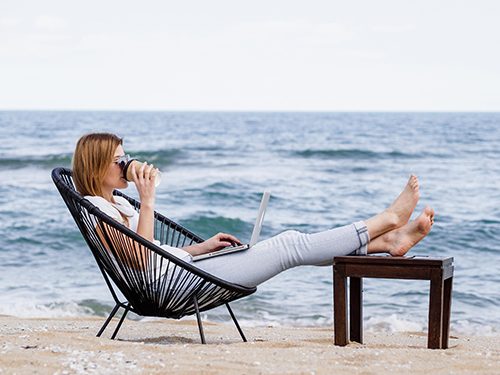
[97,301,249,344]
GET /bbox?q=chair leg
[226,303,247,342]
[111,304,130,340]
[96,303,121,337]
[193,296,206,344]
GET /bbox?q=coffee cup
[123,159,162,187]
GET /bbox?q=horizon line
[1,108,499,113]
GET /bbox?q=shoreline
[1,315,499,374]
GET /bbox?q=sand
[0,315,498,374]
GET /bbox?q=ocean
[0,111,499,336]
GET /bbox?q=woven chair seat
[52,167,256,343]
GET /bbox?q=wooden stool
[333,256,454,349]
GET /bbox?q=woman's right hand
[131,162,158,208]
[200,232,243,253]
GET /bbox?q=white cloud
[0,1,499,110]
[0,17,21,29]
[370,24,416,33]
[222,19,355,48]
[0,15,72,58]
[34,15,68,31]
[298,22,354,46]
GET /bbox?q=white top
[84,195,192,262]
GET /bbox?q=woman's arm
[182,232,243,256]
[132,162,156,242]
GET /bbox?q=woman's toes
[388,214,432,257]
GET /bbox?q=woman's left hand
[201,232,243,253]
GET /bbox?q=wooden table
[333,256,454,349]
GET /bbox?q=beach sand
[0,315,498,374]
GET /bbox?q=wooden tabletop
[333,255,453,267]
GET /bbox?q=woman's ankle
[367,232,391,254]
[365,211,399,240]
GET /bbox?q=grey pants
[192,221,370,287]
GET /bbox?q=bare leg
[368,206,434,256]
[365,174,420,240]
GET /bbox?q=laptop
[192,191,271,261]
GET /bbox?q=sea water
[0,111,499,335]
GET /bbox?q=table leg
[428,271,444,349]
[334,270,348,346]
[442,276,453,349]
[349,277,363,343]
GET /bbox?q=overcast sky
[1,0,499,111]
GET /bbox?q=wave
[179,215,251,239]
[290,148,446,160]
[0,153,73,169]
[0,300,104,318]
[0,148,183,170]
[180,183,262,207]
[126,148,183,166]
[1,299,496,336]
[0,147,447,170]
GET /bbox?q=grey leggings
[192,221,370,287]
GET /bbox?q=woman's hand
[131,162,158,208]
[200,232,243,253]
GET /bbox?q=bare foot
[385,174,420,228]
[384,206,434,257]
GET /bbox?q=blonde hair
[72,133,123,197]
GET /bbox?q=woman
[72,133,434,287]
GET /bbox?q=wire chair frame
[52,167,256,344]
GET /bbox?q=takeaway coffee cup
[123,159,162,187]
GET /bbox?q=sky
[1,0,499,111]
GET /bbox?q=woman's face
[102,145,129,191]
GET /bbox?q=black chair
[51,167,256,344]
